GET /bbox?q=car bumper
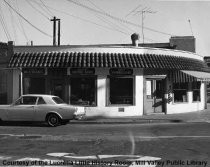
[73,107,86,120]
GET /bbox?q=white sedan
[0,94,85,127]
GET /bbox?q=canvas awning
[181,70,210,82]
[170,70,210,83]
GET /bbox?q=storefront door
[144,79,165,114]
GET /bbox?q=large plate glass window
[70,77,96,106]
[173,82,188,103]
[192,81,201,102]
[23,78,45,94]
[108,76,134,105]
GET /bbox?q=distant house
[1,34,210,117]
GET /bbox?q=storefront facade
[6,45,210,117]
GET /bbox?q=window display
[70,77,96,106]
[23,78,45,94]
[173,82,188,102]
[109,77,134,105]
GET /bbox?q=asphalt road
[0,122,210,167]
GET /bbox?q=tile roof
[8,51,210,72]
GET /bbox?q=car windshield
[52,97,65,104]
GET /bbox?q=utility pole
[50,16,61,46]
[58,19,61,46]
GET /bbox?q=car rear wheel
[46,114,60,127]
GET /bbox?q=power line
[32,1,131,36]
[0,3,11,40]
[125,3,142,17]
[25,0,50,20]
[8,0,18,42]
[66,0,174,36]
[32,0,158,43]
[87,0,131,35]
[39,0,54,17]
[14,0,29,42]
[4,0,52,38]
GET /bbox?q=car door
[8,96,37,121]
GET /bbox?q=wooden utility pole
[50,16,61,46]
[58,19,61,46]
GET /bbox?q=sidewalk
[72,105,210,124]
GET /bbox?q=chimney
[131,33,140,47]
[170,36,196,53]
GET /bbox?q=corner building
[5,36,210,117]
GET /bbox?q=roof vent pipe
[131,33,140,47]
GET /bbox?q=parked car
[0,94,85,127]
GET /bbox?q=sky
[0,0,210,57]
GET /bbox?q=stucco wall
[7,69,20,104]
[166,82,205,114]
[85,68,144,117]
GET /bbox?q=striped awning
[169,70,210,83]
[181,70,210,81]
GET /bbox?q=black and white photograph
[0,0,210,166]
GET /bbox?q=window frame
[69,75,97,107]
[37,97,47,105]
[172,82,189,103]
[192,81,201,102]
[14,96,38,105]
[107,75,135,106]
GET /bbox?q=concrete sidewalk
[72,105,210,124]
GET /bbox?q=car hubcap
[50,116,58,125]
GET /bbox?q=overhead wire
[8,0,18,42]
[29,0,52,18]
[66,0,174,36]
[30,1,132,36]
[0,11,10,40]
[15,0,29,42]
[0,2,12,40]
[39,0,54,17]
[25,0,50,20]
[4,0,52,38]
[29,0,159,43]
[86,0,132,34]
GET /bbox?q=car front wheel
[46,114,60,127]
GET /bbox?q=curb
[71,119,184,124]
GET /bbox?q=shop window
[173,82,188,103]
[192,81,201,102]
[24,78,45,94]
[109,77,134,105]
[70,77,96,106]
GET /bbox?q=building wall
[85,68,144,117]
[166,82,205,114]
[6,69,21,103]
